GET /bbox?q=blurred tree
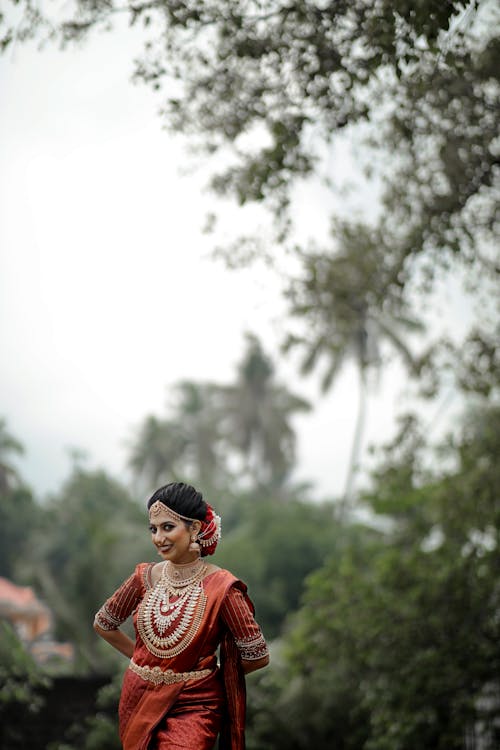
[172,380,226,489]
[0,484,37,578]
[79,677,122,750]
[216,334,311,487]
[128,414,189,488]
[214,492,351,639]
[128,382,226,491]
[0,623,50,749]
[247,400,500,749]
[128,335,310,492]
[4,2,496,494]
[283,226,423,506]
[2,0,496,277]
[46,675,122,750]
[417,323,500,402]
[0,421,37,578]
[28,468,151,670]
[0,417,24,492]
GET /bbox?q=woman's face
[149,508,201,564]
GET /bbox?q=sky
[0,20,468,502]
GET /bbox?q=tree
[0,623,50,750]
[0,485,37,578]
[28,468,150,670]
[246,400,500,749]
[4,3,496,490]
[128,335,310,491]
[3,0,496,275]
[0,422,37,578]
[170,380,226,489]
[128,383,228,492]
[216,334,311,487]
[284,224,424,505]
[214,491,353,639]
[128,383,226,491]
[0,418,24,493]
[128,414,189,489]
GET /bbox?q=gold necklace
[162,559,207,590]
[137,560,208,659]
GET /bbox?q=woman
[94,482,269,750]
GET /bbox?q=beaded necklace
[137,559,208,659]
[162,559,207,590]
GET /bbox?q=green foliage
[417,325,500,401]
[28,468,152,670]
[1,347,498,749]
[247,402,500,749]
[2,1,498,519]
[78,676,121,750]
[0,484,37,578]
[47,675,121,750]
[246,651,370,750]
[0,417,24,493]
[0,623,50,748]
[215,494,369,639]
[283,227,426,504]
[3,0,496,275]
[0,420,36,578]
[283,225,424,389]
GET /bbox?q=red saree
[97,565,260,750]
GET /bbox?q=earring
[189,535,200,553]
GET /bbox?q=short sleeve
[220,585,269,661]
[93,565,147,631]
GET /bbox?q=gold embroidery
[129,658,212,686]
[235,633,269,660]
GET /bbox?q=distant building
[0,576,74,664]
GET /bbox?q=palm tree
[128,339,311,493]
[128,383,227,491]
[0,418,24,493]
[284,223,423,510]
[216,334,311,488]
[128,415,188,489]
[173,380,226,489]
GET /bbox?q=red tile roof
[0,577,45,610]
[0,576,38,607]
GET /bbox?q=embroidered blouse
[94,565,268,662]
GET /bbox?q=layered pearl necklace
[137,559,208,659]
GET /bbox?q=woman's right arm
[93,566,146,659]
[93,623,135,658]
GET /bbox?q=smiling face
[149,507,201,564]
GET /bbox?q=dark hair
[147,482,207,522]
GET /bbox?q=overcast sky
[0,23,468,502]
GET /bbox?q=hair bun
[197,503,221,556]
